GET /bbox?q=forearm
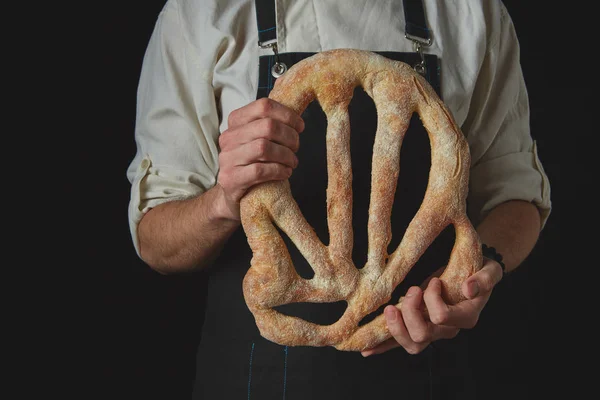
[475,200,542,273]
[137,184,240,274]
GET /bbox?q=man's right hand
[216,98,305,219]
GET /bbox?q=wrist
[481,244,506,274]
[208,183,242,224]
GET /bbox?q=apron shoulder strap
[255,0,432,46]
[255,0,277,47]
[403,0,432,44]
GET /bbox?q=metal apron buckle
[259,40,288,78]
[405,33,432,76]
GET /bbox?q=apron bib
[193,1,475,398]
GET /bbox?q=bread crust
[239,49,482,351]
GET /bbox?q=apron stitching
[268,56,273,90]
[247,342,255,400]
[282,346,289,399]
[428,350,433,399]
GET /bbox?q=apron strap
[403,0,432,45]
[255,0,277,47]
[254,0,436,80]
[256,0,433,46]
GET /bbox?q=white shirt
[126,0,552,256]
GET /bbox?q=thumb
[462,259,503,299]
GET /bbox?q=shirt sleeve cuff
[127,156,212,257]
[467,140,552,229]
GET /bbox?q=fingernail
[406,287,419,297]
[468,281,480,297]
[361,351,371,357]
[385,306,397,322]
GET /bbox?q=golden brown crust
[239,49,482,351]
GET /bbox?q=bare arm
[138,184,240,274]
[476,199,541,273]
[137,99,304,275]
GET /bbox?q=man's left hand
[361,258,504,356]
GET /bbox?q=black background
[90,1,566,398]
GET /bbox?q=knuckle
[262,118,277,136]
[227,109,239,128]
[412,330,431,344]
[218,132,228,149]
[254,139,269,157]
[251,163,265,179]
[217,170,231,188]
[257,98,273,115]
[429,309,449,325]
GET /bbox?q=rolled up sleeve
[126,0,221,256]
[463,5,552,228]
[469,140,551,228]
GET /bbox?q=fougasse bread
[239,49,482,352]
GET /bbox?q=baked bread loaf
[239,49,482,351]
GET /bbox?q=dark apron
[193,1,475,398]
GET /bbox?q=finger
[431,324,460,340]
[361,337,400,357]
[420,265,445,289]
[385,305,413,348]
[462,258,504,300]
[233,163,293,189]
[227,98,305,132]
[362,313,460,357]
[364,305,421,356]
[423,278,451,326]
[227,139,298,169]
[219,118,301,153]
[401,286,431,345]
[424,278,487,329]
